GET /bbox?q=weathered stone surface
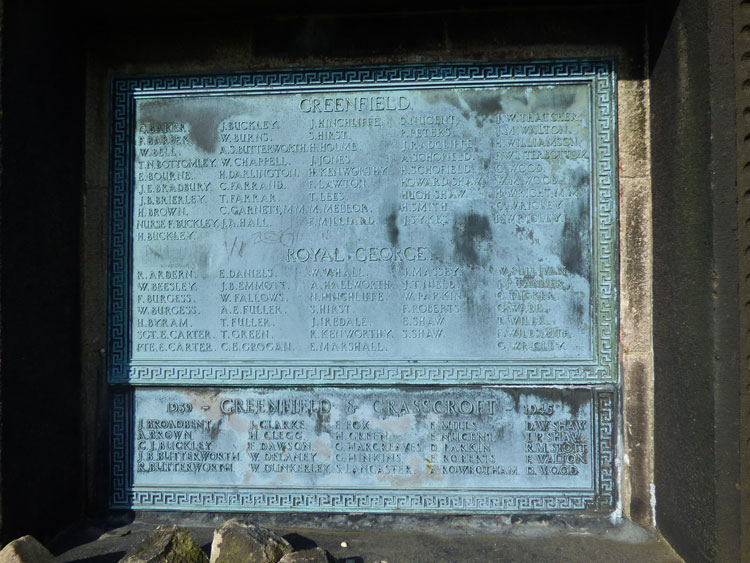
[210,519,293,563]
[278,547,331,563]
[119,525,207,563]
[0,535,55,563]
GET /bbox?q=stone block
[0,535,54,563]
[119,525,208,563]
[210,519,293,563]
[278,547,332,563]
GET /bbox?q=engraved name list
[131,86,594,365]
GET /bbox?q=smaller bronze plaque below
[113,386,615,512]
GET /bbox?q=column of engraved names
[133,121,213,355]
[135,404,239,476]
[423,399,519,477]
[398,113,478,342]
[215,117,301,354]
[237,397,332,475]
[522,400,590,478]
[491,109,589,356]
[331,417,422,476]
[303,109,393,354]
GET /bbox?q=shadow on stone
[281,533,318,552]
[64,554,127,563]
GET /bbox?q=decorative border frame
[108,60,618,385]
[110,387,616,513]
[125,364,612,384]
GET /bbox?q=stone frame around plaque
[107,60,619,387]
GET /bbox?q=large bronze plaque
[109,61,618,512]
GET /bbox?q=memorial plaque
[113,387,615,511]
[109,61,618,512]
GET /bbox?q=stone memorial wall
[108,61,618,513]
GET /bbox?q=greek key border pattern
[110,387,615,514]
[109,77,135,383]
[111,391,132,505]
[594,68,618,386]
[126,60,614,94]
[117,490,601,513]
[596,391,616,510]
[126,364,609,384]
[109,60,618,385]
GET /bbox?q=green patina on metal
[108,61,619,513]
